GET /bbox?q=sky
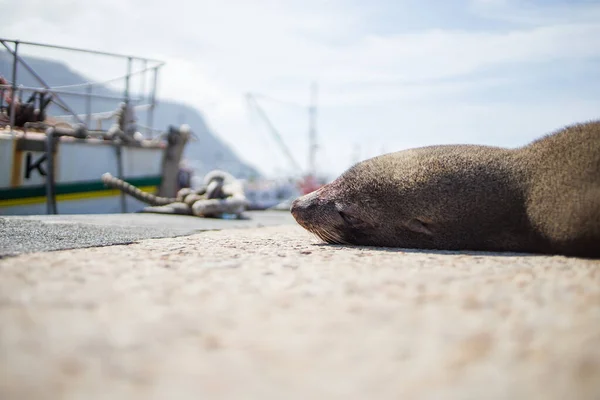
[1,0,600,179]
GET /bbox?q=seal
[291,120,600,258]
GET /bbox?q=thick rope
[101,171,249,217]
[101,173,177,206]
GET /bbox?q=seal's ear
[406,218,433,236]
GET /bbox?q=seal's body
[291,121,600,258]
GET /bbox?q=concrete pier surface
[1,213,599,399]
[0,211,297,257]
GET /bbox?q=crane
[245,92,303,173]
[246,85,322,194]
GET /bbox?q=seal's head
[291,149,441,248]
[291,146,523,250]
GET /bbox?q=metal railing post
[85,83,92,128]
[140,60,147,102]
[9,40,18,131]
[146,66,159,137]
[124,57,132,105]
[115,143,127,213]
[45,127,58,214]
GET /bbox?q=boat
[0,38,190,215]
[242,178,300,210]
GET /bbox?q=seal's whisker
[315,228,331,244]
[317,227,344,245]
[311,231,323,242]
[314,228,327,243]
[326,230,339,245]
[307,226,326,243]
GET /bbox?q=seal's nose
[290,196,304,218]
[290,192,316,219]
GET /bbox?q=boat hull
[0,131,164,215]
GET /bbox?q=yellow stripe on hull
[0,186,157,208]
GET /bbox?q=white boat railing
[0,38,165,138]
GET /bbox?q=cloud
[1,0,599,177]
[469,0,600,25]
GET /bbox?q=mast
[308,81,318,177]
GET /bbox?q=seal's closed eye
[406,218,433,236]
[338,210,363,226]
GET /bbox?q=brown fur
[291,120,600,258]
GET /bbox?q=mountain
[0,51,261,179]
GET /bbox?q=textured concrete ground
[1,224,600,400]
[0,211,295,257]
